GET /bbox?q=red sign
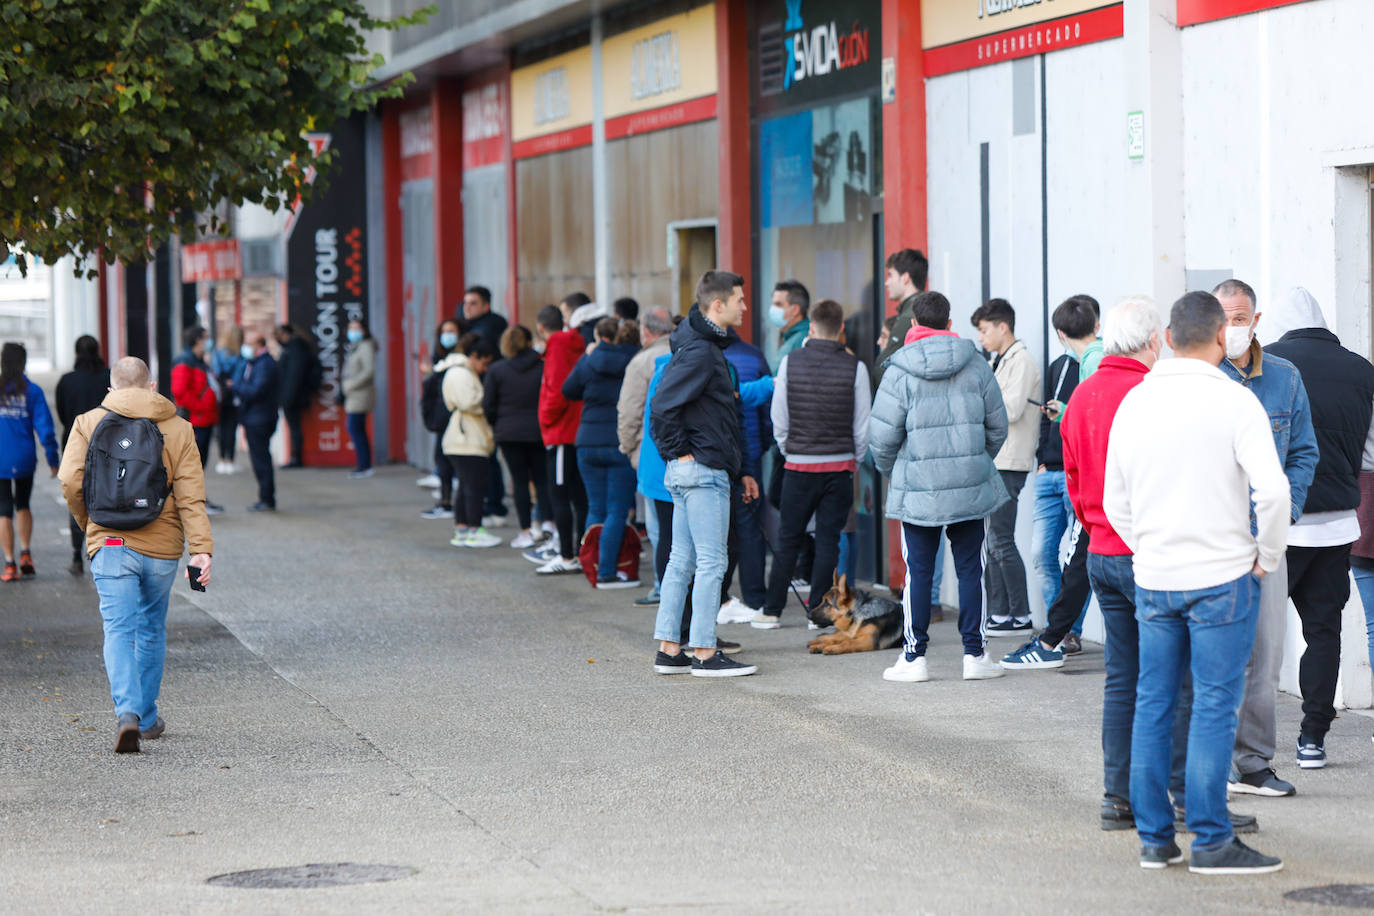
[512,124,594,160]
[924,4,1125,78]
[462,80,509,170]
[604,94,717,141]
[399,105,435,181]
[1177,0,1312,26]
[180,240,240,282]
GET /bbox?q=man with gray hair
[1105,291,1288,874]
[59,357,214,754]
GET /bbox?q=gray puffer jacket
[869,334,1010,526]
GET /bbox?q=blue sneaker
[1296,734,1326,769]
[999,636,1065,670]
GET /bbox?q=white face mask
[1224,323,1254,360]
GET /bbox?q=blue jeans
[578,446,637,579]
[1033,469,1088,634]
[653,459,730,650]
[900,519,986,658]
[1354,565,1374,672]
[1088,553,1138,802]
[346,412,371,471]
[1131,573,1259,851]
[91,545,180,728]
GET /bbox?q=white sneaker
[749,613,781,630]
[416,474,440,488]
[808,622,822,631]
[466,527,501,549]
[536,556,582,575]
[509,529,540,549]
[481,514,510,529]
[883,654,930,682]
[790,578,811,595]
[420,505,453,520]
[214,461,227,475]
[963,653,1006,680]
[541,521,557,537]
[717,597,759,625]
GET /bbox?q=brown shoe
[140,717,165,740]
[1062,633,1083,656]
[114,713,141,753]
[931,604,948,623]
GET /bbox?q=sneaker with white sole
[963,653,1006,680]
[999,637,1065,670]
[509,529,542,549]
[536,556,582,575]
[749,613,781,629]
[986,617,1033,637]
[449,531,471,548]
[420,505,453,520]
[524,543,560,564]
[1228,767,1295,797]
[596,571,641,589]
[416,474,440,488]
[1296,734,1326,769]
[1140,841,1184,870]
[690,650,757,677]
[882,653,929,682]
[653,650,693,675]
[1187,838,1282,875]
[466,528,501,548]
[481,514,510,529]
[716,597,759,624]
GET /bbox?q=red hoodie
[1060,355,1150,556]
[903,325,959,346]
[538,329,585,445]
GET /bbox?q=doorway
[667,220,718,316]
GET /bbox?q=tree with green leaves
[0,0,428,274]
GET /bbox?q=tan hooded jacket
[58,388,214,560]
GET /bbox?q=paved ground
[2,464,1373,914]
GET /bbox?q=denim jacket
[1220,340,1319,522]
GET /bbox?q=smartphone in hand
[187,565,207,592]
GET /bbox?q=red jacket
[538,330,585,446]
[1061,355,1149,556]
[170,353,219,428]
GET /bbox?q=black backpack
[420,368,451,433]
[82,411,172,530]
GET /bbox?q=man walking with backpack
[58,357,214,754]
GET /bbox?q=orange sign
[181,240,240,282]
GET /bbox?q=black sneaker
[114,712,141,754]
[1188,838,1283,875]
[1174,804,1258,834]
[248,501,276,512]
[716,638,742,655]
[987,617,1032,637]
[1140,841,1184,869]
[652,650,693,675]
[1101,795,1135,831]
[1228,767,1295,797]
[690,650,757,678]
[1296,733,1326,769]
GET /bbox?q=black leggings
[451,454,488,528]
[546,445,587,559]
[0,476,34,517]
[217,402,238,461]
[500,442,552,530]
[434,440,455,506]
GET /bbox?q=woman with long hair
[55,335,110,574]
[0,342,60,581]
[209,325,247,474]
[421,319,463,518]
[483,325,554,548]
[341,317,378,479]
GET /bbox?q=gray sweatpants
[1233,555,1289,776]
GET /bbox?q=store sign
[180,240,240,282]
[603,4,718,140]
[462,78,508,170]
[1177,0,1312,27]
[286,114,370,467]
[512,46,594,159]
[781,5,872,90]
[755,0,881,112]
[922,2,1123,77]
[398,104,435,181]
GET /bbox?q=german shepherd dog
[806,573,905,655]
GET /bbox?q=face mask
[1224,324,1253,360]
[346,329,364,344]
[768,304,788,328]
[439,331,459,350]
[240,344,254,360]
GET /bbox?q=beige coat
[991,339,1041,472]
[341,337,377,413]
[615,333,670,469]
[59,388,214,560]
[437,353,494,457]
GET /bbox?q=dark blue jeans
[578,446,637,578]
[1088,553,1138,803]
[724,470,767,609]
[243,422,276,506]
[346,412,371,471]
[1131,573,1259,851]
[901,519,986,658]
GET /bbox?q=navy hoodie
[562,342,638,449]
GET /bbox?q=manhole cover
[206,863,414,889]
[1285,886,1374,909]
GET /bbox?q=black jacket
[563,342,638,449]
[651,308,743,478]
[277,335,313,410]
[1266,328,1374,513]
[55,365,110,448]
[464,311,508,358]
[483,348,543,444]
[238,354,282,429]
[1036,354,1081,470]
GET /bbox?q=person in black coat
[460,286,509,522]
[55,335,110,574]
[274,324,313,468]
[237,336,281,511]
[483,326,553,547]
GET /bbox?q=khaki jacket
[991,339,1041,472]
[438,353,494,457]
[341,338,377,414]
[616,334,670,469]
[59,388,214,560]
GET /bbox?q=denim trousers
[1352,564,1374,672]
[985,470,1030,621]
[1033,469,1089,634]
[346,412,371,471]
[1088,553,1138,802]
[91,545,180,728]
[578,446,637,578]
[653,460,730,650]
[1130,572,1259,851]
[243,422,276,506]
[900,519,986,658]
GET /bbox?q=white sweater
[1104,358,1290,591]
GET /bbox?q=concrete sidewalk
[2,464,1371,913]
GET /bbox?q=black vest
[784,339,858,455]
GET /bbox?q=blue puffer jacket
[0,377,59,479]
[638,354,673,503]
[563,343,638,449]
[725,334,771,473]
[869,335,1009,526]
